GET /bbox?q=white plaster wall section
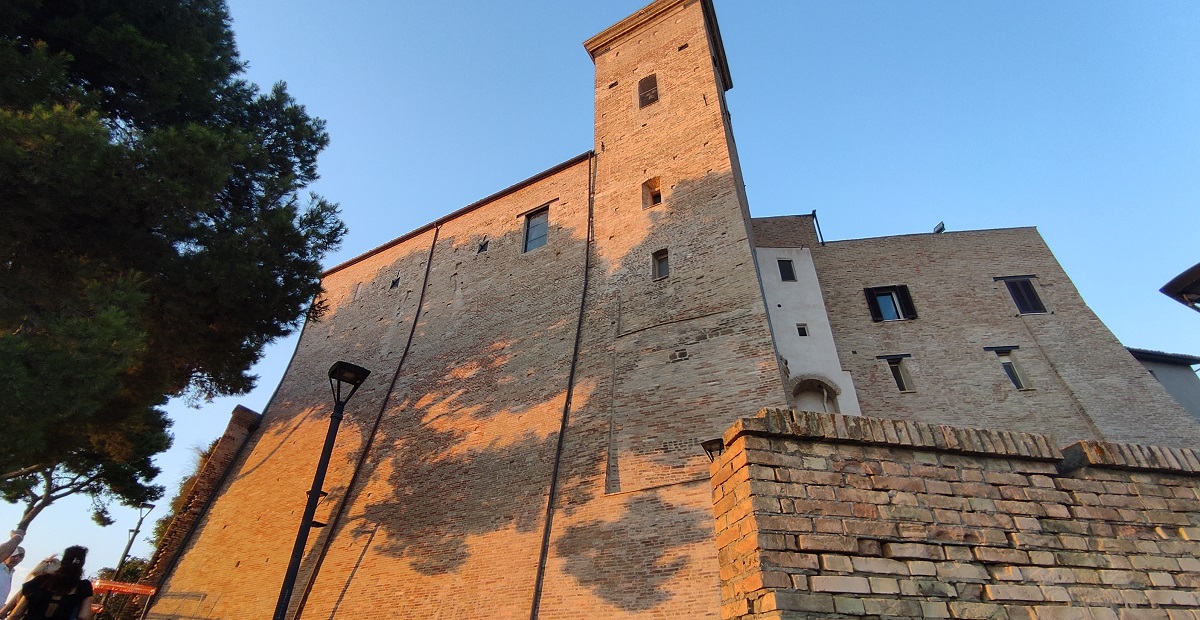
[757,247,862,415]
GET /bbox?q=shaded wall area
[713,408,1200,619]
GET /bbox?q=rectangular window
[652,249,669,279]
[638,74,659,108]
[985,347,1030,389]
[524,206,549,252]
[997,276,1046,314]
[864,285,917,321]
[878,355,914,392]
[796,323,808,337]
[777,259,797,282]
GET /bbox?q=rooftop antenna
[932,221,945,234]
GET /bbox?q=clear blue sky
[4,0,1198,586]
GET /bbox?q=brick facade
[800,223,1200,448]
[713,408,1200,619]
[142,1,1200,618]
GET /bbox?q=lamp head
[700,438,725,462]
[328,361,371,406]
[139,502,156,511]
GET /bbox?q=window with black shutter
[864,285,917,321]
[638,74,659,108]
[996,276,1047,314]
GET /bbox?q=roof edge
[1127,347,1200,366]
[323,151,593,277]
[584,0,731,91]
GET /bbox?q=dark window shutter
[1006,279,1045,314]
[897,285,918,319]
[864,288,883,322]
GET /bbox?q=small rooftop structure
[1161,262,1200,313]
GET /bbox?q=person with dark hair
[6,546,92,620]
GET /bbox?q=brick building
[139,1,1200,618]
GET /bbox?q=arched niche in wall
[790,376,841,414]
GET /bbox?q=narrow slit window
[652,249,669,279]
[524,207,549,252]
[777,259,797,282]
[879,355,914,392]
[993,350,1029,389]
[796,323,808,337]
[638,74,659,108]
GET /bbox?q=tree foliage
[0,0,344,515]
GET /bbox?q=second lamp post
[272,361,371,620]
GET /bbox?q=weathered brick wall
[805,226,1200,448]
[713,408,1200,619]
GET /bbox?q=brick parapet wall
[712,408,1200,619]
[128,405,260,618]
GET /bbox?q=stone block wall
[712,408,1200,619]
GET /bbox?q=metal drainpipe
[290,224,442,619]
[528,151,597,620]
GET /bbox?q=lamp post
[113,502,156,579]
[272,361,371,620]
[100,502,155,608]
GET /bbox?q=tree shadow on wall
[554,490,710,611]
[313,168,745,611]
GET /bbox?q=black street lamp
[272,361,370,620]
[701,438,724,462]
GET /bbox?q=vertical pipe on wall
[528,151,597,620]
[290,225,442,619]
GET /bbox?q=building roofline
[323,152,593,277]
[753,223,1039,246]
[1127,347,1200,366]
[584,0,732,91]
